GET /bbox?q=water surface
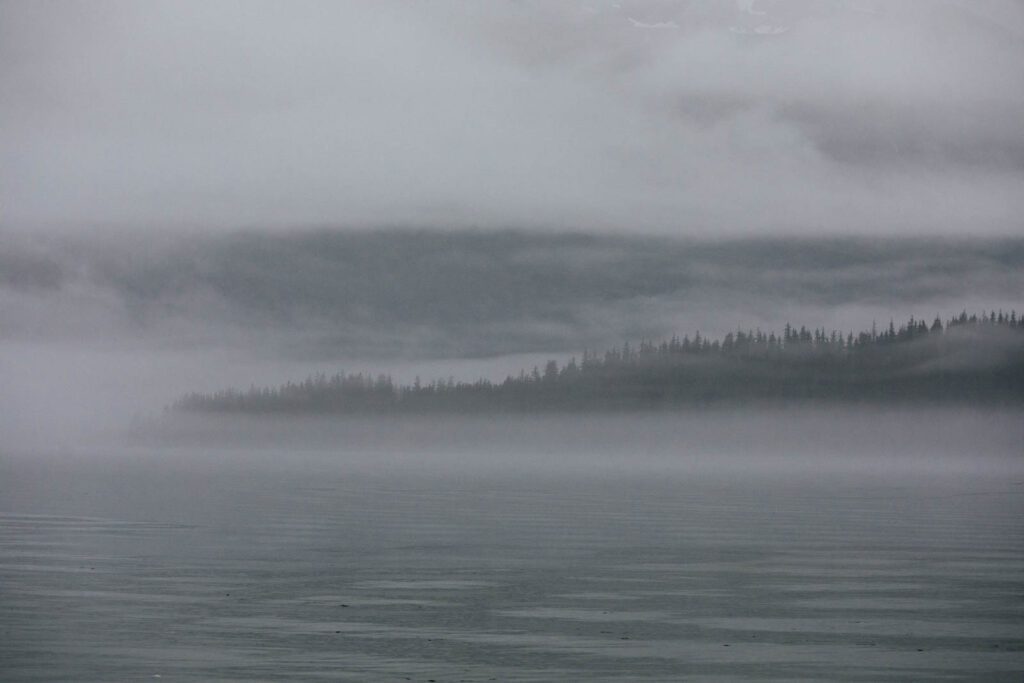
[2,410,1022,680]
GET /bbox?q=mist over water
[2,232,1022,451]
[2,410,1023,680]
[3,1,1024,679]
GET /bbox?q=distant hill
[175,311,1024,414]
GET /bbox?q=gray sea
[2,409,1022,681]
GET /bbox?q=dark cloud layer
[2,0,1023,235]
[3,230,1021,358]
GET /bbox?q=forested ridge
[175,310,1024,414]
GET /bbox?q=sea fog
[2,409,1022,680]
[4,0,1024,678]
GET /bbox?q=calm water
[2,410,1023,681]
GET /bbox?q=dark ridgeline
[175,311,1024,414]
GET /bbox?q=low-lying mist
[5,409,1022,528]
[1,230,1022,452]
[134,408,1024,474]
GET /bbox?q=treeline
[174,310,1024,414]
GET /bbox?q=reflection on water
[1,411,1023,681]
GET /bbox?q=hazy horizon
[2,228,1022,448]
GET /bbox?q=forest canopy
[174,310,1024,414]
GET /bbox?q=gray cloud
[2,0,1023,235]
[3,230,1021,358]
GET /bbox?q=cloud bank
[4,230,1021,358]
[3,0,1023,235]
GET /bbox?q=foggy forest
[176,310,1024,414]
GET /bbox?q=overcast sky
[3,0,1024,236]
